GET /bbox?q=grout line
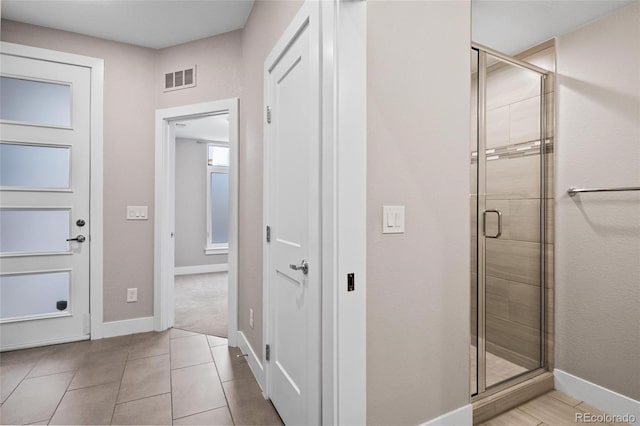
[209,342,236,425]
[47,351,87,423]
[108,342,132,425]
[170,359,215,372]
[172,404,229,422]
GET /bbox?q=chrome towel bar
[567,186,640,196]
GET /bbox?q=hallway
[0,329,282,425]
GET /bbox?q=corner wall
[366,2,471,424]
[555,2,640,401]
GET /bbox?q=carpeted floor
[174,272,228,338]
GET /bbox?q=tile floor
[480,390,629,426]
[0,328,283,425]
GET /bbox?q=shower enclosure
[470,43,552,398]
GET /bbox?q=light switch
[382,205,405,234]
[127,206,148,220]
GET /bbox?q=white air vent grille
[164,65,196,92]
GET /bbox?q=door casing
[0,42,105,345]
[154,99,239,347]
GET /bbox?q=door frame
[0,41,105,342]
[154,99,239,347]
[262,1,367,424]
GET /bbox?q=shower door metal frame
[472,42,550,399]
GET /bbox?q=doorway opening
[173,114,231,338]
[154,99,238,347]
[470,41,554,400]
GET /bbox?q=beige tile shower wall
[476,43,556,368]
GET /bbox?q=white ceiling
[1,0,255,49]
[472,0,636,55]
[175,114,229,142]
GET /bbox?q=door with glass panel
[0,52,91,350]
[471,46,548,396]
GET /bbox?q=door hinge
[266,106,272,124]
[266,344,271,361]
[266,225,271,242]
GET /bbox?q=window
[206,143,230,254]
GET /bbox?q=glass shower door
[472,46,547,396]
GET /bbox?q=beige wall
[2,20,158,322]
[555,3,640,400]
[1,19,243,322]
[237,0,303,359]
[156,31,242,109]
[366,1,471,424]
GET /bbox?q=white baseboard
[102,316,155,338]
[237,331,265,393]
[174,264,228,275]
[554,369,640,422]
[419,404,473,426]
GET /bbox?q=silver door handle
[289,260,309,275]
[482,210,502,238]
[67,235,86,243]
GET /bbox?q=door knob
[67,235,86,243]
[289,260,309,275]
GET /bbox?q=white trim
[174,264,228,275]
[554,369,640,421]
[237,331,266,393]
[418,405,473,426]
[0,42,105,340]
[204,245,228,255]
[155,99,239,347]
[0,335,89,352]
[102,316,154,338]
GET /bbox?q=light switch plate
[126,206,148,220]
[382,205,405,234]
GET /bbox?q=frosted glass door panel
[0,76,71,127]
[211,172,229,244]
[0,209,70,254]
[208,146,230,166]
[0,272,70,320]
[0,143,70,188]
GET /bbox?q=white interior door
[265,5,321,425]
[0,52,91,350]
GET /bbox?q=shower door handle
[482,209,502,238]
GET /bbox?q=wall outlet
[127,288,138,303]
[249,308,254,329]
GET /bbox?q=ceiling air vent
[164,65,196,92]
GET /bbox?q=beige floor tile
[0,372,74,425]
[27,341,90,378]
[1,361,34,403]
[170,328,198,339]
[480,408,542,426]
[547,389,581,407]
[117,354,170,403]
[211,345,253,382]
[50,381,119,425]
[173,406,234,425]
[128,331,170,360]
[207,335,229,347]
[0,346,51,367]
[223,376,283,426]
[519,394,608,425]
[89,334,133,354]
[111,393,172,425]
[171,334,213,369]
[69,350,127,390]
[171,362,226,419]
